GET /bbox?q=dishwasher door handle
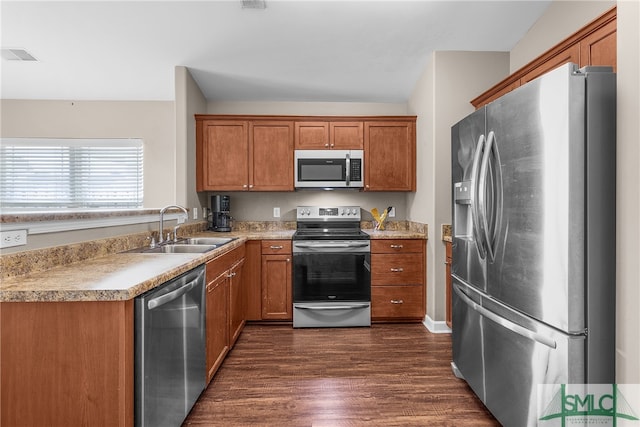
[148,278,199,310]
[295,303,370,310]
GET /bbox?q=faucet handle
[172,225,180,243]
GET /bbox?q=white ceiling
[1,0,551,102]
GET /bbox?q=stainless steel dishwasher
[135,265,206,427]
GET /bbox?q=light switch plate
[273,207,281,218]
[388,207,396,218]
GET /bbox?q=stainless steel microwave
[294,150,364,189]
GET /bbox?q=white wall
[207,101,407,116]
[0,99,176,208]
[510,0,615,72]
[175,66,208,215]
[408,51,510,323]
[615,0,640,387]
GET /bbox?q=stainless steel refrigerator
[450,63,616,427]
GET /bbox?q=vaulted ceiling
[1,1,551,102]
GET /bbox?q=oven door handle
[295,303,370,310]
[294,242,369,249]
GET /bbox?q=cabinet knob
[325,143,329,147]
[390,299,404,304]
[390,267,404,272]
[330,144,334,147]
[243,184,248,188]
[249,184,254,189]
[286,258,291,262]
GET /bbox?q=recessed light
[1,48,38,61]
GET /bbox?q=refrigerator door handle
[453,284,557,349]
[470,133,487,259]
[478,130,501,262]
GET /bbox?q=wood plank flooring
[183,323,499,426]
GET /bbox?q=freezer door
[484,63,588,333]
[451,108,488,293]
[453,280,586,427]
[451,276,485,402]
[481,292,585,427]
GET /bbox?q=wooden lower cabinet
[205,244,246,383]
[371,239,426,322]
[228,257,246,347]
[261,240,292,320]
[1,300,134,427]
[206,271,229,383]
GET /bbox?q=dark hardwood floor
[183,323,499,426]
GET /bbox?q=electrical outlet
[0,229,28,249]
[193,207,198,220]
[388,207,396,218]
[273,207,281,218]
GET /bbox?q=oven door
[293,244,371,303]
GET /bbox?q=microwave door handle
[345,153,351,186]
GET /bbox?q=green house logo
[539,384,639,426]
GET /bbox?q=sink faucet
[158,205,188,244]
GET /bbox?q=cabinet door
[261,254,292,320]
[198,120,249,191]
[250,121,294,191]
[580,19,616,71]
[228,258,246,348]
[244,241,263,321]
[364,121,416,191]
[330,122,364,149]
[206,273,229,383]
[294,121,329,149]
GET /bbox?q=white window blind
[0,138,143,209]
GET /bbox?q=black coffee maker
[209,195,232,232]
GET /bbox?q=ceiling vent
[241,0,266,9]
[1,48,37,61]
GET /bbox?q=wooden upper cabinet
[295,121,363,149]
[580,18,616,71]
[330,122,364,149]
[197,120,249,191]
[294,121,329,149]
[250,121,294,191]
[472,7,616,109]
[364,121,416,191]
[196,118,293,191]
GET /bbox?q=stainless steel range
[292,206,371,328]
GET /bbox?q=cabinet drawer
[206,244,246,282]
[371,239,424,254]
[372,285,424,319]
[371,253,424,285]
[261,240,292,254]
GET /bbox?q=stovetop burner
[293,205,369,241]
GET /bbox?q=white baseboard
[422,315,451,334]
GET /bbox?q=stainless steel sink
[123,236,236,254]
[181,237,236,246]
[154,244,217,254]
[125,244,217,254]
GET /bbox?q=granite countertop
[0,228,425,303]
